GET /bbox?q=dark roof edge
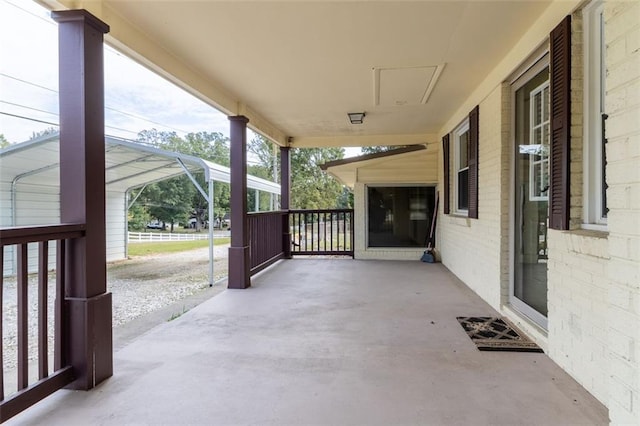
[320,145,426,170]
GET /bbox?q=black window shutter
[549,15,571,230]
[468,105,479,219]
[443,134,450,215]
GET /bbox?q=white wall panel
[106,190,127,261]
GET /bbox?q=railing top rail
[0,223,86,247]
[246,209,353,216]
[289,209,354,214]
[247,210,288,217]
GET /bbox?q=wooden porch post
[228,116,251,289]
[52,10,113,390]
[280,146,292,259]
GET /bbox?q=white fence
[128,232,212,242]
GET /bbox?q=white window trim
[453,119,470,215]
[582,0,607,230]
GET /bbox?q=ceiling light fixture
[348,112,365,124]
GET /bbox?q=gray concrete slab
[8,259,608,425]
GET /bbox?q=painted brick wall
[546,8,610,407]
[547,229,610,405]
[498,83,512,307]
[569,10,585,230]
[438,85,508,311]
[603,1,640,423]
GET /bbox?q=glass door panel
[513,67,550,323]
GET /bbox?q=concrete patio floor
[9,259,608,425]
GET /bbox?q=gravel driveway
[109,244,229,326]
[1,244,229,376]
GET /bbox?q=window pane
[599,11,606,114]
[599,10,608,220]
[543,123,549,149]
[533,92,542,125]
[601,115,608,218]
[543,86,550,122]
[458,169,468,210]
[533,163,542,198]
[459,131,468,169]
[367,186,434,247]
[527,80,550,201]
[533,127,542,146]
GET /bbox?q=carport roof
[0,133,280,194]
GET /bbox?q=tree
[127,202,151,231]
[247,163,275,212]
[138,129,230,166]
[184,131,230,166]
[248,136,349,210]
[29,127,59,141]
[249,134,278,178]
[180,132,231,228]
[248,134,279,211]
[360,145,406,155]
[336,186,354,209]
[290,147,346,209]
[211,182,230,224]
[0,134,9,149]
[142,176,195,232]
[131,129,232,231]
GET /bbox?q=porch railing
[289,209,354,256]
[0,223,84,423]
[247,209,354,274]
[248,211,286,275]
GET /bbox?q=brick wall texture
[603,2,640,424]
[547,7,610,407]
[438,85,509,311]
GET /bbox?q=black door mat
[456,316,543,353]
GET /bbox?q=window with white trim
[583,0,607,228]
[528,81,550,201]
[453,120,469,213]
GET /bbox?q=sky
[0,0,230,144]
[0,0,360,157]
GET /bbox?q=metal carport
[0,132,281,285]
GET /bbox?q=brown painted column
[52,10,112,390]
[280,146,292,259]
[228,116,251,289]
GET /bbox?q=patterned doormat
[456,317,543,353]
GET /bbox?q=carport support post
[208,179,214,286]
[53,10,113,389]
[281,146,292,259]
[228,116,251,289]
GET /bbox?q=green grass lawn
[128,238,230,256]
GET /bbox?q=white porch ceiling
[37,0,558,147]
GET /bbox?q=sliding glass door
[511,59,550,327]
